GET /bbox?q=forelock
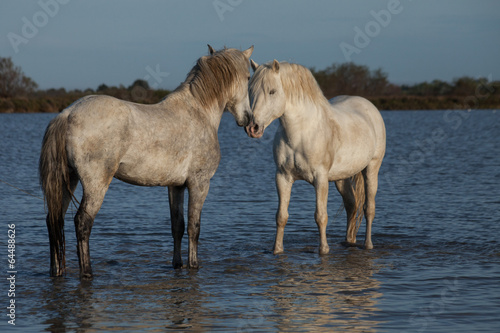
[250,61,324,103]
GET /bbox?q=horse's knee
[276,211,288,228]
[314,210,328,227]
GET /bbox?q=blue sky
[1,0,499,90]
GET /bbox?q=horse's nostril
[253,124,259,132]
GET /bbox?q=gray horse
[39,45,254,278]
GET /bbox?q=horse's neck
[161,85,225,130]
[280,99,333,140]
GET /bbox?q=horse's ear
[272,59,280,72]
[208,44,215,55]
[242,45,254,59]
[250,59,259,72]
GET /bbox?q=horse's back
[329,95,386,149]
[329,96,382,124]
[62,93,220,187]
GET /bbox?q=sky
[1,0,499,91]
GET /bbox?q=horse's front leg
[168,185,186,269]
[314,174,330,255]
[186,179,210,269]
[274,172,293,254]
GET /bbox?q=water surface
[0,110,499,332]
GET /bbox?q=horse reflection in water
[246,60,386,253]
[39,45,254,278]
[260,252,383,332]
[41,271,214,331]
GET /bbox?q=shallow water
[0,110,499,332]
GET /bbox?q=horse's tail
[39,111,72,276]
[351,171,366,236]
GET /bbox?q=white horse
[246,60,386,254]
[39,45,253,278]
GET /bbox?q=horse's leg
[274,172,293,254]
[168,185,185,269]
[74,179,110,278]
[186,179,210,269]
[335,179,357,245]
[314,174,330,255]
[363,160,382,250]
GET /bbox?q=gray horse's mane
[181,48,248,109]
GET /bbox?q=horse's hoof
[319,246,330,255]
[364,243,374,250]
[273,247,284,255]
[187,261,199,269]
[172,262,183,269]
[80,272,93,280]
[50,270,65,277]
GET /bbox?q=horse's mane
[179,48,248,109]
[251,61,329,106]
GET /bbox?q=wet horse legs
[186,179,210,269]
[314,175,330,255]
[168,185,185,269]
[274,173,293,254]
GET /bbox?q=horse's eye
[269,89,276,95]
[247,76,250,81]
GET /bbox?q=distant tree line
[0,57,171,113]
[0,57,38,98]
[310,62,500,110]
[0,56,498,112]
[311,62,395,97]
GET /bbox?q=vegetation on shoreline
[310,63,500,110]
[0,57,499,113]
[0,83,171,113]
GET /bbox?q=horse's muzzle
[245,121,264,139]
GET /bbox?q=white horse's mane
[251,61,329,106]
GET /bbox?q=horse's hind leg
[363,159,382,250]
[168,185,185,269]
[74,180,110,278]
[335,179,357,245]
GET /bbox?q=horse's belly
[328,151,372,180]
[114,158,188,187]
